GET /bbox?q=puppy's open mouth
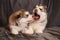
[33,11,40,20]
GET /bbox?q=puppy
[23,5,47,34]
[32,5,47,34]
[9,9,33,34]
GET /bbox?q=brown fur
[9,9,26,25]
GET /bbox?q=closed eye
[16,15,21,19]
[24,14,29,18]
[26,15,29,17]
[39,8,42,11]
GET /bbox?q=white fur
[10,6,47,34]
[10,25,21,34]
[31,5,47,34]
[10,11,33,34]
[22,5,47,34]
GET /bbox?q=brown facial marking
[9,9,27,25]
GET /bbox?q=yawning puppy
[9,9,33,34]
[22,5,47,34]
[32,5,47,34]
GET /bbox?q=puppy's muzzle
[33,9,40,20]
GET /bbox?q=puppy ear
[39,4,42,6]
[43,5,47,14]
[36,5,39,8]
[44,5,47,11]
[44,6,47,9]
[39,4,47,8]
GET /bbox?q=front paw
[35,30,43,34]
[22,28,34,34]
[11,29,19,35]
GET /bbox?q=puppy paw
[22,28,34,34]
[35,30,43,34]
[11,29,19,35]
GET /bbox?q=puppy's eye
[39,8,42,11]
[16,15,21,18]
[26,15,29,17]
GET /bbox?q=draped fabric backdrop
[0,0,13,26]
[47,0,60,27]
[0,0,60,27]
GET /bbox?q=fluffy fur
[22,5,47,34]
[9,5,47,35]
[9,9,33,34]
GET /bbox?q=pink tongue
[33,16,40,20]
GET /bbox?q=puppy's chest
[29,20,46,26]
[30,22,40,27]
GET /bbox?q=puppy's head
[33,5,47,20]
[9,9,33,25]
[17,11,33,25]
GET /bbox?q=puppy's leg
[22,27,34,34]
[35,26,45,34]
[35,29,43,34]
[11,28,19,34]
[10,25,20,34]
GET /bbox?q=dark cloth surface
[0,26,60,40]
